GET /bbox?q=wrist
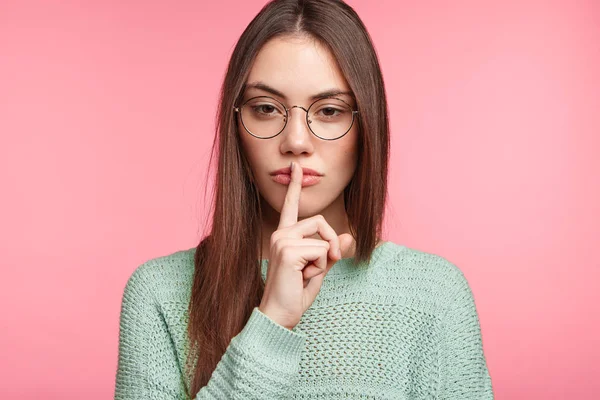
[258,305,296,330]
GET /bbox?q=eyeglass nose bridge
[284,105,313,125]
[286,105,309,113]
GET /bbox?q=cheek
[239,133,271,176]
[336,130,359,170]
[239,125,256,156]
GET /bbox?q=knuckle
[270,232,279,248]
[272,238,285,254]
[312,214,327,228]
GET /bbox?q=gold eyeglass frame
[233,95,359,141]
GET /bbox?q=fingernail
[290,161,294,172]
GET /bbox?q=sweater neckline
[260,241,399,278]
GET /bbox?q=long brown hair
[184,0,390,396]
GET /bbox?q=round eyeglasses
[233,96,359,141]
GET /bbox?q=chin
[258,191,329,219]
[295,205,327,219]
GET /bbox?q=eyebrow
[244,81,355,102]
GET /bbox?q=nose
[279,106,315,155]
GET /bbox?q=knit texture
[115,241,493,399]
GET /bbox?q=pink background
[1,1,598,398]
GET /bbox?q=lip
[271,174,322,187]
[269,166,323,176]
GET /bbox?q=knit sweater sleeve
[194,307,306,399]
[437,267,494,400]
[115,265,307,400]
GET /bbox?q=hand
[258,161,356,330]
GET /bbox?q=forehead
[245,36,350,100]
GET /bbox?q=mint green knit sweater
[115,241,493,399]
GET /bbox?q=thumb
[301,234,355,284]
[338,233,356,259]
[322,233,355,274]
[303,233,356,300]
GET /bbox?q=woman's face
[238,35,359,219]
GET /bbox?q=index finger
[278,161,302,229]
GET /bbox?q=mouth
[269,166,323,176]
[269,165,323,187]
[271,173,322,187]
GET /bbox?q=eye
[254,104,277,115]
[310,97,351,122]
[244,98,285,118]
[314,106,346,120]
[319,107,340,117]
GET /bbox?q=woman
[115,0,493,398]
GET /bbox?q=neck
[259,192,351,260]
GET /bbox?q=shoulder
[377,241,467,281]
[389,242,468,283]
[122,247,196,301]
[374,241,475,313]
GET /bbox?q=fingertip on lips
[292,162,302,182]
